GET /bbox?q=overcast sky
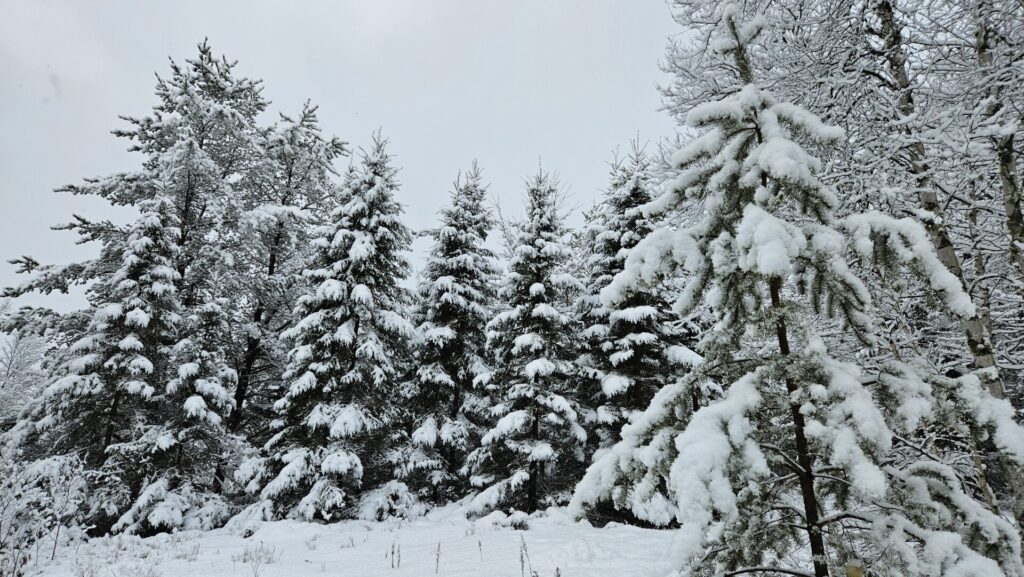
[0,1,680,308]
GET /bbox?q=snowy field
[35,509,674,577]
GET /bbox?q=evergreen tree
[228,103,348,441]
[689,0,1024,522]
[464,170,586,515]
[571,6,1024,576]
[576,146,699,450]
[1,43,265,533]
[6,196,234,533]
[113,42,264,311]
[109,45,265,507]
[4,42,264,315]
[234,135,414,522]
[391,163,498,502]
[679,0,1024,401]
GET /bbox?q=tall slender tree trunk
[527,412,540,513]
[98,389,123,467]
[997,136,1024,280]
[229,226,283,432]
[874,0,1005,399]
[971,0,1024,527]
[770,278,830,577]
[731,28,829,575]
[967,183,997,342]
[966,182,1004,513]
[229,307,263,433]
[973,0,1024,282]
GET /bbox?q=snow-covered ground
[36,508,675,577]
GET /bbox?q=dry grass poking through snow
[37,507,675,577]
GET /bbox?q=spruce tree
[576,146,699,451]
[6,195,234,533]
[464,170,586,515]
[571,6,1024,576]
[234,135,414,522]
[1,43,268,534]
[391,163,497,502]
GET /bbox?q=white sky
[0,1,679,308]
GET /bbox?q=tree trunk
[770,278,830,577]
[997,136,1024,280]
[874,0,1005,399]
[967,183,997,342]
[973,0,1024,283]
[228,309,263,433]
[229,226,283,432]
[98,389,123,467]
[971,0,1024,526]
[527,413,540,513]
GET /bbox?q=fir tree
[571,6,1024,576]
[464,170,586,515]
[576,145,699,451]
[234,135,414,522]
[391,163,498,502]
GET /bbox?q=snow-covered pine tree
[110,299,237,534]
[464,169,586,516]
[699,0,1024,517]
[234,135,414,523]
[107,41,263,311]
[2,43,267,534]
[4,42,264,320]
[391,163,497,503]
[228,103,348,440]
[5,195,233,534]
[571,5,1024,576]
[692,0,1024,401]
[576,145,699,451]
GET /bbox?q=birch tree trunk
[873,0,1006,399]
[973,0,1024,282]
